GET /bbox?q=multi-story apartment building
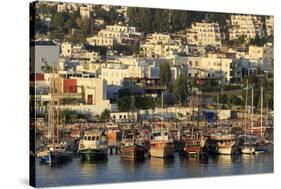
[80,5,92,19]
[87,25,141,47]
[101,62,144,86]
[60,42,100,62]
[61,42,83,57]
[186,22,222,47]
[140,43,184,58]
[140,33,184,58]
[57,3,67,12]
[57,2,79,13]
[265,16,274,36]
[87,35,114,47]
[187,54,236,83]
[229,14,263,41]
[147,33,171,44]
[106,25,136,33]
[247,43,273,71]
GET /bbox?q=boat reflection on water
[80,162,97,175]
[120,156,146,174]
[80,157,108,164]
[149,157,175,173]
[178,154,209,167]
[208,154,240,170]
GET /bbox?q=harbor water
[36,152,273,187]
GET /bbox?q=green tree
[100,109,110,121]
[170,10,188,32]
[153,10,170,32]
[159,62,172,89]
[81,18,91,36]
[117,96,131,112]
[228,95,244,106]
[135,96,154,110]
[51,12,67,31]
[173,74,189,105]
[156,92,176,107]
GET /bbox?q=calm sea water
[36,153,273,187]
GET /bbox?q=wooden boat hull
[120,145,146,160]
[255,143,273,152]
[38,152,51,164]
[80,148,108,161]
[240,146,255,154]
[217,146,235,155]
[184,145,201,156]
[207,142,236,155]
[150,142,174,158]
[49,151,73,165]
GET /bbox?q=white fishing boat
[78,130,108,160]
[207,133,236,155]
[150,127,174,158]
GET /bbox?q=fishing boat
[184,134,205,156]
[120,129,146,160]
[150,127,174,158]
[78,130,108,161]
[206,133,236,155]
[38,143,72,164]
[37,65,72,165]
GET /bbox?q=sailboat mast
[56,76,60,144]
[216,93,220,128]
[251,87,254,136]
[260,86,263,137]
[51,66,55,146]
[244,79,248,139]
[162,91,164,121]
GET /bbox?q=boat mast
[56,71,61,145]
[260,86,263,138]
[216,93,219,128]
[51,65,55,146]
[244,79,248,141]
[251,87,254,136]
[161,91,164,122]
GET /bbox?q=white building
[247,43,273,71]
[87,35,114,47]
[101,62,144,86]
[147,33,171,44]
[86,25,141,47]
[60,42,100,62]
[186,22,222,47]
[61,75,115,115]
[80,5,92,19]
[229,15,263,41]
[110,112,138,122]
[187,54,234,82]
[30,40,60,74]
[265,16,274,36]
[57,3,67,12]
